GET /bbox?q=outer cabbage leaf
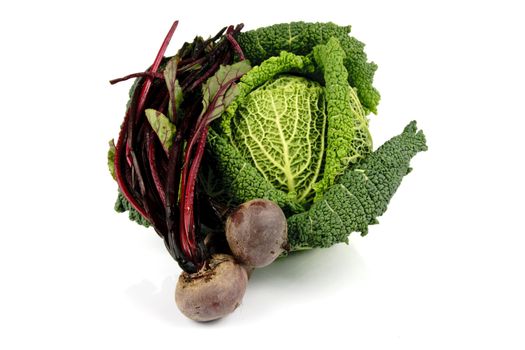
[312,37,373,195]
[287,121,427,249]
[114,191,151,227]
[237,21,380,113]
[108,139,116,180]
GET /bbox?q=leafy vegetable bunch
[108,21,427,321]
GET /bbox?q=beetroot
[225,199,288,268]
[175,254,248,322]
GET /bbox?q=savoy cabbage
[207,22,426,250]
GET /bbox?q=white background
[1,0,524,348]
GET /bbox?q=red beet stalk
[111,21,245,273]
[114,21,178,220]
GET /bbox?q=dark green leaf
[237,22,380,113]
[114,191,150,227]
[287,121,427,250]
[108,139,116,180]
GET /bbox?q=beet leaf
[145,109,177,152]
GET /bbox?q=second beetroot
[225,199,288,268]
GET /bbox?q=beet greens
[111,21,246,273]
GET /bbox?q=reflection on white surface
[243,243,367,319]
[125,275,182,325]
[124,243,366,323]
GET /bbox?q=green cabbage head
[206,25,426,251]
[212,37,372,210]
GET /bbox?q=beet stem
[113,21,179,222]
[225,33,244,61]
[136,20,179,116]
[146,132,166,207]
[109,71,164,85]
[112,21,247,273]
[178,74,244,265]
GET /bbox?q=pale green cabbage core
[232,76,327,205]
